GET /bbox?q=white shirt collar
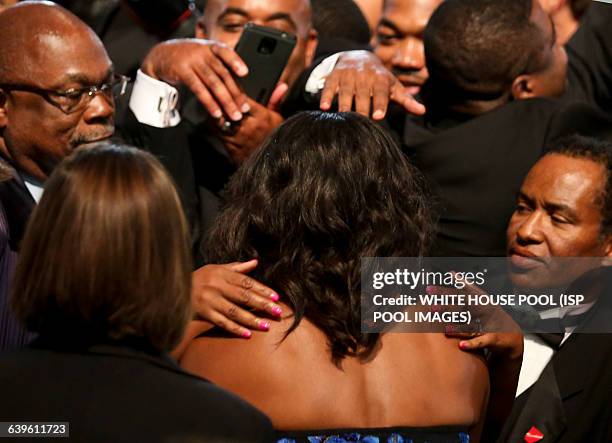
[22,175,44,203]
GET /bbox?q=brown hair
[12,142,192,351]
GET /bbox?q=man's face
[198,0,317,90]
[373,0,442,95]
[506,154,611,290]
[0,30,115,181]
[524,0,568,98]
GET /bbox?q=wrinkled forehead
[524,154,606,206]
[10,28,111,87]
[205,0,312,31]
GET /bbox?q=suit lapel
[503,364,566,442]
[0,176,35,251]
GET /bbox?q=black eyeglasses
[0,74,129,114]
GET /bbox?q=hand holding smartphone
[234,23,297,105]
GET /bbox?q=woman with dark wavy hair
[181,112,489,442]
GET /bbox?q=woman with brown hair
[0,142,273,442]
[181,112,492,442]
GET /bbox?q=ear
[304,29,319,68]
[511,74,536,100]
[195,19,208,39]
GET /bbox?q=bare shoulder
[179,311,306,394]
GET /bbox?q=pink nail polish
[272,306,282,316]
[270,293,280,302]
[259,321,270,331]
[459,341,468,349]
[241,330,252,339]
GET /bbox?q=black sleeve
[564,1,612,113]
[114,100,202,264]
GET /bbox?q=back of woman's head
[206,111,434,363]
[12,143,192,351]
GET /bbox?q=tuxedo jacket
[498,291,612,442]
[0,174,35,351]
[0,337,274,442]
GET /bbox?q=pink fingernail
[241,330,252,338]
[259,321,270,331]
[270,292,280,302]
[272,306,282,316]
[459,341,468,349]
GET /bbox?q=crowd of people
[0,0,611,442]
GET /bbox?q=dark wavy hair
[206,112,434,364]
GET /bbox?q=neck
[552,7,579,45]
[445,95,512,117]
[421,79,513,119]
[424,92,512,120]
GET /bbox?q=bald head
[0,1,109,84]
[0,1,115,182]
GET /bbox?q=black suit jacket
[498,285,612,442]
[0,173,35,351]
[0,337,274,442]
[563,1,612,114]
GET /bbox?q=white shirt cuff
[305,53,341,95]
[129,70,181,128]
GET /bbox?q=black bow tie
[534,311,591,349]
[535,332,565,349]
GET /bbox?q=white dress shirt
[129,53,341,128]
[516,301,595,396]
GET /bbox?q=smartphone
[234,23,297,105]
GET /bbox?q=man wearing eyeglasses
[0,1,128,350]
[0,1,281,353]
